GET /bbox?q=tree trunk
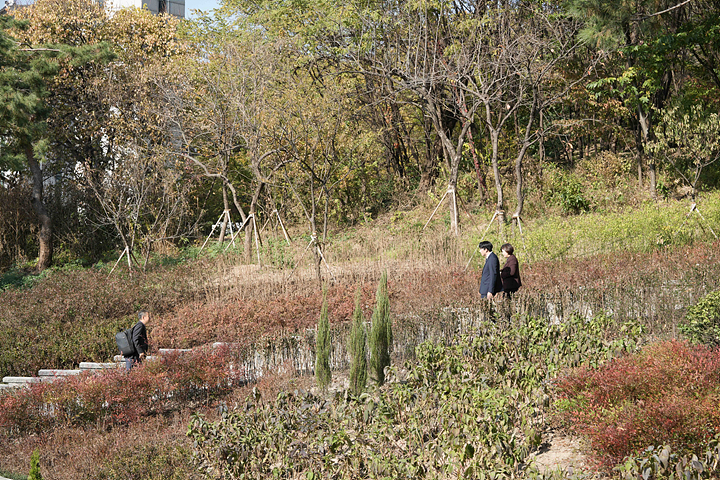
[649,161,657,197]
[513,93,537,220]
[218,184,229,244]
[490,129,504,214]
[419,129,441,192]
[313,242,322,290]
[489,128,506,238]
[637,104,656,199]
[455,93,487,203]
[245,182,264,264]
[26,146,53,272]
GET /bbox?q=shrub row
[0,263,195,376]
[0,346,242,436]
[2,237,719,378]
[615,439,720,480]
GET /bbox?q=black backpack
[115,325,136,357]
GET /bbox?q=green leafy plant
[188,313,644,479]
[315,285,331,390]
[557,176,591,214]
[680,289,720,347]
[369,270,392,385]
[614,439,720,480]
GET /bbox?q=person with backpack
[122,311,150,371]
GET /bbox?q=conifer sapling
[348,287,367,396]
[315,285,331,390]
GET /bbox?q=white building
[104,0,185,17]
[1,0,185,18]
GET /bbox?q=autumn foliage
[553,340,720,471]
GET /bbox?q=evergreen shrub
[315,286,331,390]
[28,449,41,480]
[348,288,367,396]
[369,270,392,385]
[680,289,720,347]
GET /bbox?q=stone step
[2,376,42,385]
[113,355,157,363]
[79,362,119,371]
[159,348,192,354]
[38,369,82,377]
[0,383,23,390]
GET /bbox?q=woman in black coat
[500,243,522,296]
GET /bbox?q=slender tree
[348,287,367,397]
[647,103,720,201]
[369,270,392,386]
[315,285,332,390]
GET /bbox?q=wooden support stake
[253,214,262,265]
[284,239,313,284]
[463,210,498,272]
[451,187,459,234]
[275,210,291,245]
[109,246,129,276]
[513,214,528,255]
[226,210,237,249]
[693,204,718,240]
[223,215,253,252]
[200,211,226,253]
[423,189,450,231]
[317,244,336,283]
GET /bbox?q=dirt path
[530,433,590,476]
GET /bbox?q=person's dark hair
[138,311,148,320]
[478,241,493,252]
[501,243,514,255]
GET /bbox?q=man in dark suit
[478,241,502,299]
[125,311,150,371]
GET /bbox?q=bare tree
[278,73,366,286]
[159,33,289,262]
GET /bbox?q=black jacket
[479,252,503,298]
[130,320,148,358]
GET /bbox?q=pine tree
[0,14,113,271]
[28,449,43,480]
[370,270,392,385]
[348,287,367,396]
[315,285,331,390]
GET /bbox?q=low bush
[0,265,195,376]
[680,289,720,347]
[94,441,200,480]
[553,340,720,471]
[614,438,720,480]
[0,347,243,437]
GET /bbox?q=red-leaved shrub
[554,339,720,471]
[0,347,243,436]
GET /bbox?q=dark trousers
[125,356,140,371]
